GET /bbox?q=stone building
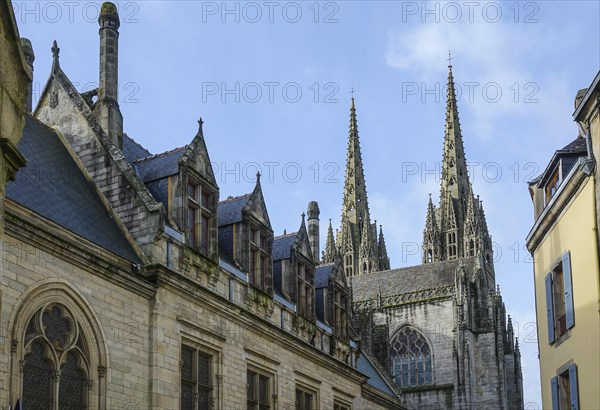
[0,3,403,410]
[326,66,524,409]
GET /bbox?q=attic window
[250,227,270,291]
[545,167,560,205]
[187,181,214,256]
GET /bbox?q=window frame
[551,363,579,410]
[180,343,214,410]
[295,385,317,410]
[545,251,575,345]
[545,165,561,205]
[249,224,271,292]
[187,179,215,257]
[295,256,314,319]
[247,367,273,410]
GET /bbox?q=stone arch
[388,324,434,387]
[8,280,109,410]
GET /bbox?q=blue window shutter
[551,376,559,410]
[569,364,579,410]
[562,252,575,329]
[545,273,555,344]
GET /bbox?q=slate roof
[315,263,335,288]
[273,232,297,261]
[559,137,587,154]
[351,258,475,302]
[133,146,186,183]
[123,134,151,163]
[357,351,397,397]
[218,195,250,226]
[6,116,140,263]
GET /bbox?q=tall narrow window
[334,289,347,339]
[22,304,90,409]
[250,227,270,291]
[295,387,315,410]
[334,401,351,410]
[188,181,214,257]
[447,232,457,259]
[390,326,433,387]
[546,251,575,344]
[297,262,313,318]
[247,369,271,410]
[551,364,579,410]
[181,345,213,410]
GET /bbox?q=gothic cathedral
[325,64,524,409]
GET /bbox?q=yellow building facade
[527,70,600,410]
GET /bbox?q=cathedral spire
[440,62,471,222]
[322,219,337,263]
[423,193,440,263]
[377,225,390,271]
[339,97,376,276]
[341,97,371,227]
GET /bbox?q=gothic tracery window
[22,304,90,409]
[390,326,433,388]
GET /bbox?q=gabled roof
[352,258,475,302]
[315,263,335,288]
[535,136,588,186]
[122,134,151,163]
[6,116,140,263]
[273,232,298,261]
[218,195,251,226]
[133,146,187,182]
[558,137,587,154]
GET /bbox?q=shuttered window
[552,363,579,410]
[546,251,575,345]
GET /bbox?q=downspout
[577,95,600,311]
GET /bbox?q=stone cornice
[353,285,455,311]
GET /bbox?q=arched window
[22,304,90,409]
[427,249,433,263]
[468,239,475,257]
[447,232,457,259]
[390,326,433,387]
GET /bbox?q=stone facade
[1,3,402,410]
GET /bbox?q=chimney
[575,88,588,110]
[20,38,34,113]
[96,2,123,149]
[307,201,320,263]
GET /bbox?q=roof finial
[447,50,453,68]
[197,117,204,134]
[256,171,261,183]
[51,40,60,70]
[301,212,306,221]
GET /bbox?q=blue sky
[15,1,600,407]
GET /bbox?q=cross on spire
[447,51,453,67]
[350,87,356,98]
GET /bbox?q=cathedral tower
[422,63,494,273]
[337,98,389,275]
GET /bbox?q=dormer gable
[273,216,316,320]
[217,175,273,294]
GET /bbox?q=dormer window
[297,261,313,319]
[334,287,348,339]
[187,181,215,256]
[250,226,270,291]
[545,167,560,205]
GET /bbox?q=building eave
[526,157,591,251]
[573,70,600,121]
